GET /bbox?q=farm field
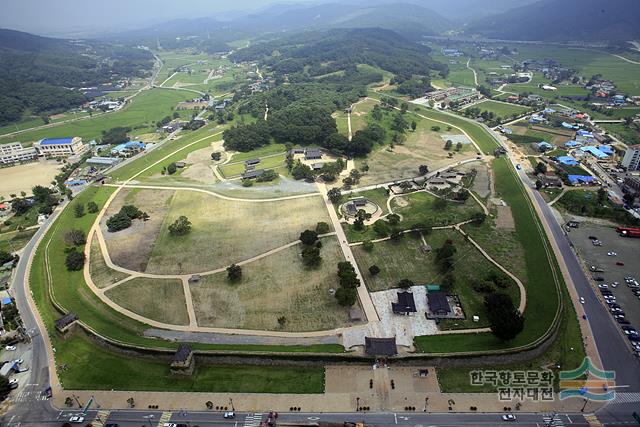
[105,277,189,326]
[143,191,331,274]
[190,237,355,332]
[0,161,63,200]
[0,89,194,146]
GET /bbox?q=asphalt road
[0,206,65,426]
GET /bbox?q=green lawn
[0,206,39,233]
[55,333,325,393]
[0,228,37,253]
[220,153,286,177]
[469,100,530,120]
[392,192,483,228]
[0,89,194,146]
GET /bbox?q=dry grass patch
[145,191,331,275]
[190,237,356,332]
[105,277,189,326]
[0,161,62,199]
[101,188,174,272]
[356,127,474,187]
[89,233,130,288]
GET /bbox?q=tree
[87,201,99,213]
[431,126,441,132]
[316,222,330,234]
[535,180,543,190]
[65,249,85,271]
[0,250,15,265]
[335,286,357,307]
[373,220,390,237]
[444,140,453,150]
[387,214,400,225]
[362,240,374,252]
[300,229,319,245]
[168,216,192,236]
[0,375,11,401]
[337,261,359,289]
[485,293,525,341]
[301,245,322,267]
[328,188,342,203]
[64,229,86,246]
[120,205,142,219]
[455,189,470,201]
[211,152,221,161]
[166,162,177,175]
[411,121,417,132]
[398,278,415,289]
[418,165,429,176]
[597,187,607,205]
[369,265,380,276]
[534,162,547,175]
[106,212,131,232]
[277,316,287,327]
[455,142,463,152]
[73,203,84,218]
[227,264,242,282]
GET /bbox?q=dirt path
[466,58,478,86]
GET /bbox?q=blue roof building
[557,156,579,166]
[543,108,556,114]
[562,122,579,130]
[598,145,614,155]
[580,146,609,159]
[40,137,74,146]
[577,130,594,138]
[111,141,146,155]
[568,175,597,185]
[536,141,554,151]
[565,140,582,148]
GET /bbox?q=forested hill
[0,28,154,126]
[465,0,640,42]
[230,28,447,80]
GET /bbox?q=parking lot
[567,223,640,353]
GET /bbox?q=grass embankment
[469,100,530,121]
[0,228,37,252]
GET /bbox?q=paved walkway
[466,58,478,86]
[316,182,380,323]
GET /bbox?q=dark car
[628,334,640,342]
[593,276,605,282]
[588,235,598,240]
[617,319,631,325]
[105,424,119,427]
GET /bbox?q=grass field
[414,157,562,352]
[88,235,130,288]
[0,228,37,253]
[190,237,354,332]
[105,277,189,326]
[0,205,39,233]
[392,192,483,228]
[600,123,640,146]
[0,89,194,146]
[220,153,287,177]
[353,228,519,329]
[144,191,331,274]
[469,100,530,120]
[55,332,325,393]
[556,189,639,226]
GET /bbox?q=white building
[0,142,38,165]
[34,137,86,158]
[621,144,640,171]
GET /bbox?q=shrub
[106,212,132,232]
[65,249,85,271]
[168,216,192,236]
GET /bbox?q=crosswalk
[584,414,604,427]
[244,412,263,427]
[91,410,111,427]
[9,388,49,403]
[542,413,565,427]
[610,392,640,404]
[158,411,173,425]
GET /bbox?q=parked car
[616,262,625,266]
[607,252,617,256]
[224,412,236,419]
[69,416,85,423]
[580,297,585,304]
[598,284,608,289]
[593,241,602,246]
[4,345,16,351]
[588,236,598,240]
[593,276,605,282]
[617,319,631,325]
[502,414,517,421]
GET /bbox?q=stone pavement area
[54,364,605,414]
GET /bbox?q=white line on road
[566,414,573,423]
[394,413,398,424]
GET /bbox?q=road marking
[566,414,573,423]
[394,413,397,424]
[158,411,172,425]
[244,412,263,427]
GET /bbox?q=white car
[9,378,18,385]
[224,412,236,419]
[607,251,617,256]
[13,358,23,365]
[580,297,585,304]
[69,416,85,423]
[502,414,517,421]
[4,345,16,351]
[598,284,608,289]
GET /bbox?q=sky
[0,0,315,36]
